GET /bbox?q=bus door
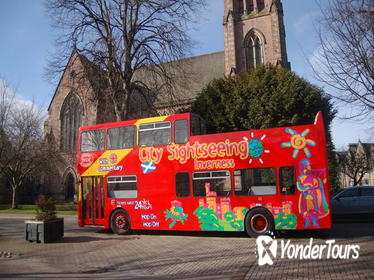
[81,176,105,226]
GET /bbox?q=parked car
[331,186,374,222]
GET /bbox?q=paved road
[0,214,373,279]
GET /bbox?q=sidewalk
[0,214,373,279]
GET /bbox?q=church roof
[48,50,225,112]
[47,50,108,112]
[137,51,225,108]
[347,142,374,158]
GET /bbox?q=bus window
[107,175,137,199]
[174,119,188,144]
[107,125,136,149]
[279,166,296,195]
[81,129,104,152]
[234,168,276,196]
[191,116,207,136]
[192,171,231,197]
[175,172,190,197]
[251,168,277,195]
[234,169,251,196]
[139,121,171,146]
[200,119,207,135]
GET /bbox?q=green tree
[191,65,339,193]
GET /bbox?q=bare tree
[0,79,15,173]
[313,0,373,120]
[45,0,205,121]
[337,148,373,186]
[0,80,61,208]
[0,79,13,127]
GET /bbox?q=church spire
[223,0,290,75]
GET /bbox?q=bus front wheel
[110,209,131,235]
[245,208,274,238]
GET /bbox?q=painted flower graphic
[280,128,316,158]
[274,212,297,229]
[164,201,188,229]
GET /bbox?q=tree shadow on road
[67,221,374,240]
[121,221,374,240]
[58,235,140,244]
[131,229,247,238]
[279,221,374,239]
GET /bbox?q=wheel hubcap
[115,215,127,230]
[251,214,268,233]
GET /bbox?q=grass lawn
[0,204,77,215]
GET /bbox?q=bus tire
[245,208,274,238]
[110,209,131,235]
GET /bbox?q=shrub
[35,195,57,221]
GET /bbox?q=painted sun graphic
[243,133,270,164]
[281,128,316,158]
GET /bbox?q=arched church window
[238,0,244,15]
[247,38,255,69]
[245,32,264,70]
[247,0,254,13]
[60,92,83,152]
[255,37,263,66]
[257,0,265,11]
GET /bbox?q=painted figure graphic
[297,159,329,228]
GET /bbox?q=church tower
[223,0,290,75]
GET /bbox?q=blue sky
[0,0,372,149]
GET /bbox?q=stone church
[44,0,289,201]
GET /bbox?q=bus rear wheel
[245,208,274,238]
[110,209,131,235]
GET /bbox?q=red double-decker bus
[77,112,331,237]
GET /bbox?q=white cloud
[0,79,47,121]
[308,45,326,74]
[292,12,319,34]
